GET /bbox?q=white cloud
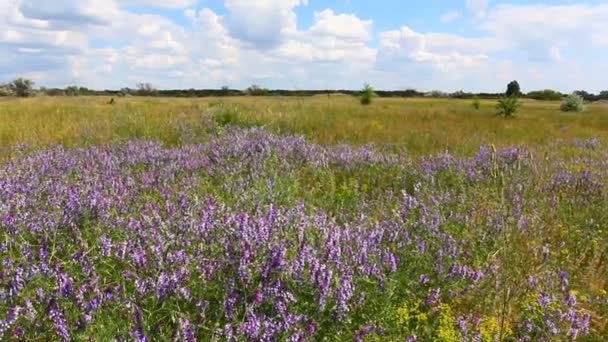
[17,0,121,27]
[440,11,461,23]
[309,10,372,41]
[122,0,197,8]
[377,26,492,72]
[224,0,308,48]
[480,4,608,61]
[1,0,608,93]
[466,0,489,17]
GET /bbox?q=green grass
[1,95,607,156]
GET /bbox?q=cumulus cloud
[122,0,197,8]
[1,0,608,92]
[377,26,492,72]
[480,4,608,61]
[224,0,308,48]
[308,10,372,41]
[17,0,120,27]
[466,0,489,17]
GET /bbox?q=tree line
[1,78,607,102]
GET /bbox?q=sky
[1,0,607,92]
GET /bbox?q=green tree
[526,89,562,101]
[506,80,521,97]
[9,78,35,97]
[136,83,157,96]
[0,83,14,96]
[246,84,269,96]
[65,86,80,96]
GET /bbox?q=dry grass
[1,95,607,155]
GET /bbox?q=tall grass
[1,95,607,156]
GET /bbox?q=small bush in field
[0,83,13,96]
[561,92,585,112]
[360,83,376,105]
[496,96,520,117]
[472,96,481,110]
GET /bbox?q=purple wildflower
[179,317,196,342]
[49,300,70,341]
[354,324,375,342]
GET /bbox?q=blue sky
[1,0,607,92]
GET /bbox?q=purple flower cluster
[0,127,605,340]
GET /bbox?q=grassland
[1,95,608,340]
[1,95,607,155]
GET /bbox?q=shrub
[65,86,80,96]
[0,83,13,96]
[451,90,473,99]
[472,96,481,110]
[506,80,521,98]
[561,93,585,112]
[136,83,157,96]
[427,90,447,98]
[360,83,376,105]
[9,78,35,97]
[246,84,269,96]
[496,96,520,117]
[526,89,562,101]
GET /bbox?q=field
[2,96,608,155]
[1,95,608,340]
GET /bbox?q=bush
[472,96,481,110]
[246,84,269,96]
[65,86,80,96]
[0,83,13,96]
[360,83,376,105]
[9,78,35,97]
[560,93,585,112]
[136,83,157,96]
[496,96,520,117]
[526,89,562,101]
[427,90,447,98]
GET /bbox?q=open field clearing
[1,96,608,340]
[1,96,608,155]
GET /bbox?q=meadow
[2,95,608,155]
[1,95,608,341]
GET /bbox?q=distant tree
[598,91,608,101]
[65,86,80,96]
[9,78,35,97]
[451,90,473,99]
[0,83,14,96]
[136,83,157,96]
[220,86,230,96]
[560,93,585,112]
[119,88,132,97]
[496,96,521,117]
[246,84,269,96]
[526,89,562,101]
[427,90,447,98]
[79,87,92,95]
[44,88,66,96]
[573,90,595,102]
[506,80,521,97]
[360,83,376,105]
